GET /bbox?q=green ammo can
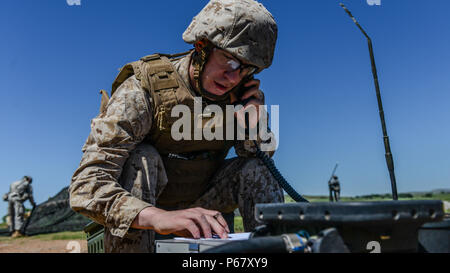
[84,221,105,253]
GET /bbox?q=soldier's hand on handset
[230,78,265,130]
[131,206,230,239]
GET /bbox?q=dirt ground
[0,237,88,253]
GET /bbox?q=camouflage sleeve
[69,75,154,238]
[26,185,35,206]
[234,140,257,158]
[234,135,276,158]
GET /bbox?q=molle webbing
[109,53,183,133]
[110,50,192,96]
[138,54,180,133]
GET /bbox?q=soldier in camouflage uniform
[3,176,36,238]
[69,0,284,253]
[329,175,341,202]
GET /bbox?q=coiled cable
[254,140,309,203]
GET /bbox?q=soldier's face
[201,49,246,96]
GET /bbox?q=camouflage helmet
[183,0,278,72]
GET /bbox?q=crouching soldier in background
[3,176,36,238]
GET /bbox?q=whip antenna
[339,3,398,200]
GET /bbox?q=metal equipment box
[84,222,105,253]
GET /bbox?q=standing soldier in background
[70,0,284,253]
[3,176,36,238]
[328,175,341,202]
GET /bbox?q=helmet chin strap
[192,41,239,104]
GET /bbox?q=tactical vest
[102,53,235,208]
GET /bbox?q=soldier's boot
[11,230,24,238]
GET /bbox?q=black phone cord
[253,141,309,203]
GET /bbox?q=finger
[241,87,261,100]
[246,100,261,128]
[234,105,258,129]
[207,211,230,234]
[191,214,212,238]
[241,88,263,101]
[235,107,247,128]
[206,214,228,239]
[230,92,238,104]
[244,98,263,109]
[213,213,230,234]
[237,103,259,129]
[243,78,260,88]
[194,208,222,217]
[183,219,201,239]
[195,208,230,234]
[182,211,208,238]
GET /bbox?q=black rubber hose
[202,236,288,253]
[254,141,309,203]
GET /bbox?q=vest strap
[111,64,135,96]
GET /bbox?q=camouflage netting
[0,229,9,236]
[23,186,90,236]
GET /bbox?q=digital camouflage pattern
[103,143,166,253]
[5,177,35,232]
[190,157,285,232]
[70,74,153,239]
[183,0,277,71]
[103,142,283,253]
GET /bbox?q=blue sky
[0,0,449,213]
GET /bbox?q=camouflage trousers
[104,143,284,253]
[8,200,25,232]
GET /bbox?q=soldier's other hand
[132,207,230,239]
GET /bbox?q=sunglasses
[213,48,257,77]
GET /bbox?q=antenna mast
[340,3,398,200]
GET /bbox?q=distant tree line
[353,193,435,199]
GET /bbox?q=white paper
[174,232,251,241]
